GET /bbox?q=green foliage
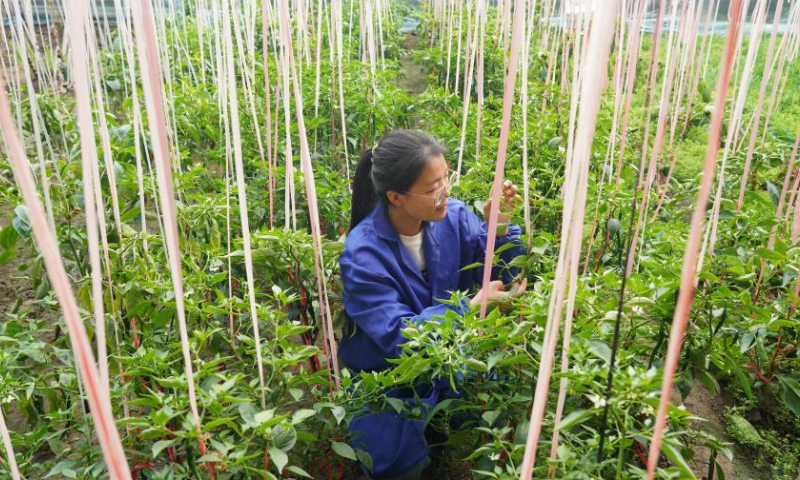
[1,1,799,479]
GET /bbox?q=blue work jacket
[338,199,523,479]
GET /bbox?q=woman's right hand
[470,278,528,308]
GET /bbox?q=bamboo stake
[279,34,297,230]
[9,0,55,235]
[230,0,269,178]
[768,128,799,248]
[625,0,684,277]
[313,0,324,151]
[702,0,724,80]
[376,0,385,71]
[681,0,717,135]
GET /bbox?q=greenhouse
[0,0,799,479]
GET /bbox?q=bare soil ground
[398,33,429,98]
[0,215,36,435]
[682,384,769,480]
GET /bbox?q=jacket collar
[372,203,400,242]
[370,204,444,290]
[370,204,442,247]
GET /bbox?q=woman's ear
[386,190,404,207]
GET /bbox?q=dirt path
[0,210,37,434]
[398,33,429,97]
[682,384,769,480]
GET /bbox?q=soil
[0,210,37,434]
[398,33,429,98]
[680,383,769,480]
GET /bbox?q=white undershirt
[399,230,426,272]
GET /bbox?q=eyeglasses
[403,169,458,208]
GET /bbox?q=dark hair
[350,129,448,230]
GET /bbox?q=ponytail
[348,130,448,230]
[350,149,378,230]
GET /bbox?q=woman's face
[389,153,451,223]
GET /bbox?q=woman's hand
[469,278,528,308]
[483,180,520,236]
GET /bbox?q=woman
[339,130,527,479]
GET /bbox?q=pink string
[65,0,112,396]
[517,3,619,478]
[278,0,341,388]
[130,2,214,476]
[736,0,777,211]
[478,0,525,319]
[645,2,741,477]
[0,406,22,480]
[222,0,269,409]
[614,0,648,186]
[0,69,132,480]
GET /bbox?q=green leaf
[205,417,237,430]
[330,405,346,425]
[556,409,594,431]
[197,454,222,462]
[514,419,530,444]
[45,461,77,478]
[586,340,612,363]
[755,247,785,263]
[459,261,483,272]
[269,446,288,473]
[291,409,316,425]
[332,441,357,461]
[356,448,374,472]
[766,182,780,206]
[733,366,753,401]
[487,352,505,371]
[697,369,720,394]
[661,442,698,480]
[287,465,312,478]
[779,377,800,417]
[238,402,258,428]
[152,439,178,458]
[740,332,756,353]
[254,409,275,426]
[288,388,304,401]
[716,461,727,480]
[385,397,405,414]
[482,410,501,427]
[271,424,297,451]
[466,358,488,373]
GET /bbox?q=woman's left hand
[483,180,520,230]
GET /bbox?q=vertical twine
[645,2,742,477]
